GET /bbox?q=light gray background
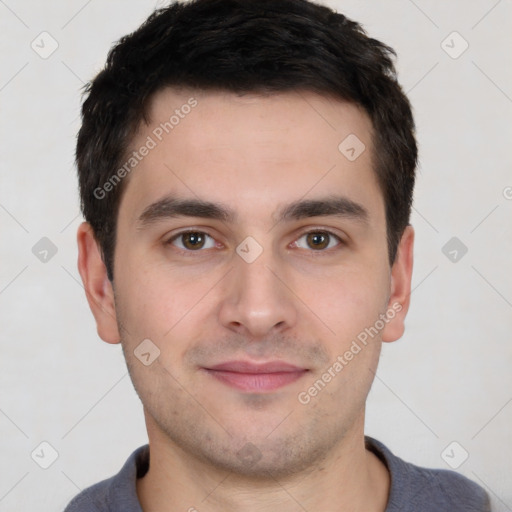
[1,0,511,510]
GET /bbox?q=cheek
[299,265,390,342]
[114,228,233,374]
[113,259,220,358]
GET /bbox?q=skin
[77,89,414,512]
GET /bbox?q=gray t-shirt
[64,436,491,511]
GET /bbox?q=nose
[218,248,298,339]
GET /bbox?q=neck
[136,415,390,512]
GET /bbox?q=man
[65,0,491,510]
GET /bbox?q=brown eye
[306,232,329,250]
[295,231,340,251]
[182,232,205,250]
[170,232,215,251]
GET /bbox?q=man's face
[95,89,409,476]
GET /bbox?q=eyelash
[165,229,344,254]
[292,231,342,251]
[165,230,220,254]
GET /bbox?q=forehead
[118,87,382,225]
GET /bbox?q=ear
[77,222,121,344]
[381,225,414,343]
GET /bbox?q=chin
[184,431,334,480]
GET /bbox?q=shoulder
[63,479,110,512]
[365,436,491,512]
[63,445,149,512]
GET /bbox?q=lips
[203,360,308,392]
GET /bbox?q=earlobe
[381,225,414,343]
[77,222,121,344]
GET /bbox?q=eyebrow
[137,197,235,228]
[278,196,369,224]
[136,194,369,229]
